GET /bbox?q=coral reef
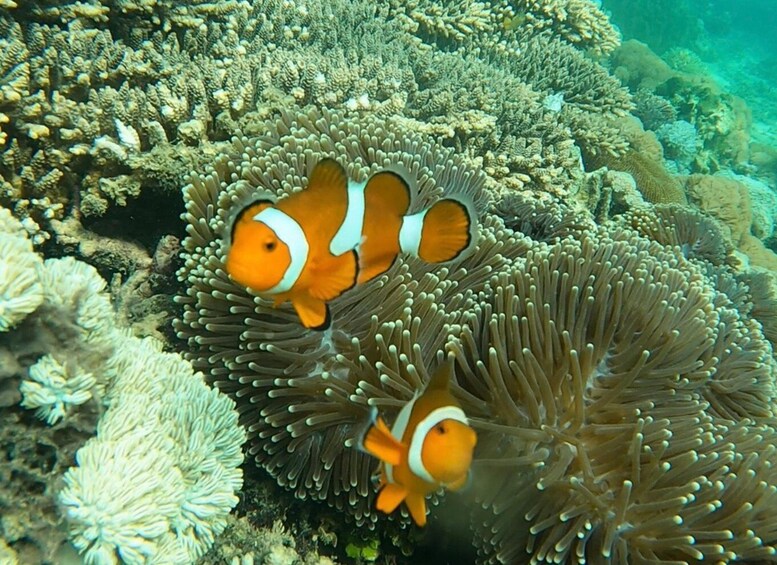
[514,0,621,55]
[0,0,633,244]
[611,39,754,173]
[584,147,687,204]
[4,0,777,562]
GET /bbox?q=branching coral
[514,0,621,55]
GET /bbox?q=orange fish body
[225,159,475,329]
[360,360,477,526]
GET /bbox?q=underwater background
[2,1,777,564]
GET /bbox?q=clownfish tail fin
[401,198,475,264]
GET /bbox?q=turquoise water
[603,0,777,146]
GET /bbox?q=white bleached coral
[19,354,96,425]
[0,208,43,331]
[59,337,245,565]
[0,204,245,561]
[38,256,116,351]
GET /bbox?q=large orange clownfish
[359,359,477,526]
[225,158,476,329]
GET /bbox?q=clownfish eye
[263,241,277,252]
[435,423,446,434]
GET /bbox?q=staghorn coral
[387,0,502,45]
[512,33,632,118]
[494,32,633,160]
[514,0,621,55]
[410,49,583,197]
[176,108,777,563]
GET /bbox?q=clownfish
[225,158,476,329]
[359,359,477,526]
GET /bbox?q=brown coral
[584,147,687,204]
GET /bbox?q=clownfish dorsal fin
[359,407,404,466]
[306,158,347,193]
[426,355,455,392]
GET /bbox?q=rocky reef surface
[2,1,777,564]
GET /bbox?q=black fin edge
[310,303,332,331]
[367,169,412,211]
[436,198,474,262]
[357,406,379,453]
[346,249,360,293]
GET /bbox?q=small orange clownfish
[359,359,477,526]
[225,158,476,329]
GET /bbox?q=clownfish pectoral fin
[445,469,471,492]
[404,492,429,527]
[416,198,475,264]
[308,250,359,302]
[307,158,347,193]
[359,408,403,467]
[375,483,408,516]
[291,292,331,330]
